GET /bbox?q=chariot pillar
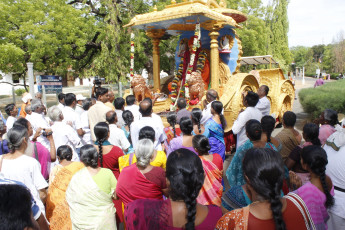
[146,29,165,91]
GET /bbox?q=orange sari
[197,155,223,206]
[216,206,249,230]
[46,162,84,230]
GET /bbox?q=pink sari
[25,141,51,179]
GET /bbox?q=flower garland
[171,23,201,110]
[130,33,135,78]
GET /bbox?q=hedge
[299,79,345,118]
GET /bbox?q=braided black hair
[122,110,134,145]
[94,122,109,167]
[301,145,334,208]
[179,117,193,135]
[192,135,211,156]
[166,112,177,137]
[166,149,205,230]
[243,148,286,230]
[80,145,99,168]
[211,101,227,129]
[261,115,275,143]
[303,123,321,146]
[191,108,202,133]
[245,119,262,141]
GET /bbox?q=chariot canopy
[124,0,247,91]
[240,55,278,66]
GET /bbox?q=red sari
[116,164,164,207]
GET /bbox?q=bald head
[106,110,117,124]
[139,100,152,117]
[206,89,218,102]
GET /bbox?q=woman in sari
[121,110,134,154]
[66,145,117,230]
[116,139,168,207]
[119,126,166,172]
[286,123,321,185]
[216,148,308,230]
[191,108,209,137]
[163,112,181,150]
[205,101,227,160]
[167,117,197,156]
[125,148,222,230]
[261,115,282,152]
[14,118,56,180]
[94,122,124,224]
[293,145,334,230]
[318,109,338,145]
[193,135,223,206]
[226,119,277,187]
[49,145,73,185]
[46,161,84,229]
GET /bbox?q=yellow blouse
[119,150,167,172]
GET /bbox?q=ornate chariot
[125,0,294,131]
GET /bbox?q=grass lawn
[299,79,345,118]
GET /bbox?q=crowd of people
[0,85,344,230]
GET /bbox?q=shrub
[299,79,345,118]
[15,88,27,96]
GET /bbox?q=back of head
[301,145,334,208]
[0,120,5,132]
[191,108,202,133]
[7,126,28,153]
[245,119,262,141]
[58,93,65,102]
[106,111,117,124]
[206,89,218,102]
[135,139,154,168]
[13,118,29,130]
[192,135,211,155]
[30,99,42,112]
[5,103,15,116]
[139,126,155,142]
[82,98,93,111]
[166,149,205,230]
[211,101,227,129]
[177,98,187,110]
[282,111,296,127]
[167,112,177,127]
[126,95,136,106]
[261,115,276,142]
[122,110,134,126]
[243,148,286,230]
[323,109,338,126]
[139,100,152,117]
[114,97,125,110]
[179,117,193,135]
[262,85,269,95]
[0,184,37,230]
[57,145,73,161]
[64,93,76,106]
[25,104,32,114]
[95,87,108,100]
[245,91,259,107]
[94,122,109,141]
[303,123,321,146]
[48,106,62,122]
[80,144,98,168]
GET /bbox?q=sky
[263,0,345,47]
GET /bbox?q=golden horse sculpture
[131,74,152,102]
[187,72,205,102]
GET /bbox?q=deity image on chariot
[125,0,295,131]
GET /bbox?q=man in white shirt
[114,97,126,128]
[201,89,218,124]
[124,95,140,121]
[4,103,18,132]
[131,98,166,151]
[88,87,112,141]
[80,98,93,145]
[57,93,65,111]
[255,85,271,116]
[232,91,263,148]
[106,111,130,153]
[75,94,86,116]
[48,106,80,161]
[30,99,51,150]
[62,93,84,136]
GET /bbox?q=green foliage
[15,88,27,96]
[299,79,345,118]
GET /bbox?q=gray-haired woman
[0,126,48,214]
[116,139,168,207]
